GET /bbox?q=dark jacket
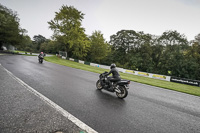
[38,53,44,58]
[106,68,120,78]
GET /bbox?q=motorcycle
[38,56,44,63]
[96,72,130,99]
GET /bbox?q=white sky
[1,0,200,41]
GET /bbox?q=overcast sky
[1,0,200,41]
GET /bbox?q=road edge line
[0,64,98,133]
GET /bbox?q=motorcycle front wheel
[116,86,128,99]
[96,80,103,90]
[39,59,43,63]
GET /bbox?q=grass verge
[14,50,37,56]
[45,56,200,97]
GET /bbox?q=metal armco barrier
[62,56,199,87]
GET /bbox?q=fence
[59,55,200,87]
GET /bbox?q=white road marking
[0,64,98,133]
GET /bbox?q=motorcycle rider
[106,63,121,91]
[38,52,44,60]
[38,52,44,58]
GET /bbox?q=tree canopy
[48,5,90,59]
[0,4,21,49]
[33,35,47,51]
[109,30,200,80]
[88,31,110,63]
[1,3,199,80]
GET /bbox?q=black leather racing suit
[38,53,44,59]
[106,68,121,89]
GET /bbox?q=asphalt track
[0,55,200,133]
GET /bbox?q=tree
[110,30,140,52]
[195,33,200,45]
[40,40,58,54]
[48,5,90,59]
[158,31,189,76]
[150,36,165,73]
[135,32,154,72]
[110,30,140,67]
[16,34,32,51]
[88,31,110,63]
[186,35,200,80]
[33,34,47,51]
[0,4,21,49]
[110,30,153,70]
[158,30,188,46]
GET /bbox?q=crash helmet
[110,63,116,69]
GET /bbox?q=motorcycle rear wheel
[116,86,128,99]
[96,80,103,90]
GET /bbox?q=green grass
[14,50,26,53]
[45,56,200,97]
[14,50,37,56]
[14,50,29,54]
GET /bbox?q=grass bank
[14,50,37,56]
[45,56,200,97]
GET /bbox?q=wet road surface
[0,55,200,133]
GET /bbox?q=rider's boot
[108,81,114,91]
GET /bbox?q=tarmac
[0,62,96,133]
